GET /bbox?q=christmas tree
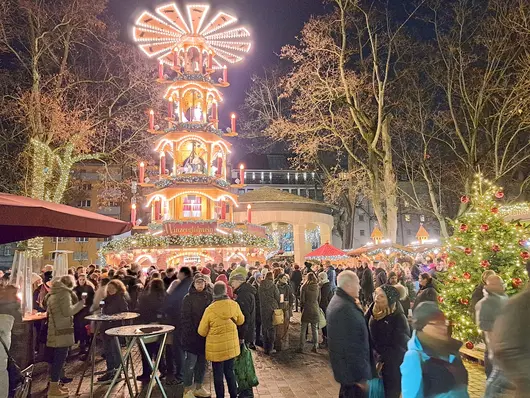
[440,174,529,346]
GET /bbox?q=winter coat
[411,264,421,282]
[73,284,95,339]
[401,331,469,398]
[492,287,530,394]
[137,291,166,324]
[300,281,321,324]
[366,303,410,360]
[198,298,245,362]
[413,281,438,310]
[319,281,333,313]
[361,267,375,297]
[163,276,193,335]
[375,268,388,288]
[258,279,280,329]
[234,282,256,344]
[181,285,212,355]
[326,267,337,291]
[290,270,302,293]
[327,288,372,385]
[0,314,14,398]
[277,280,294,318]
[469,283,485,321]
[46,281,84,348]
[101,292,129,333]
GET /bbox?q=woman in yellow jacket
[198,281,245,398]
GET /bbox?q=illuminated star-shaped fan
[133,3,251,68]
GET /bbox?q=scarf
[372,302,396,321]
[213,294,229,302]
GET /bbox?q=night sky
[111,0,326,128]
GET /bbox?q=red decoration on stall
[480,260,490,268]
[460,195,470,204]
[459,224,468,232]
[480,224,489,232]
[491,244,501,252]
[463,272,471,280]
[466,341,474,350]
[464,247,472,255]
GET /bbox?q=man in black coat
[327,270,372,398]
[163,266,193,384]
[290,265,303,312]
[361,263,374,307]
[231,274,256,346]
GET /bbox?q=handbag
[234,343,259,392]
[0,334,24,397]
[272,309,284,326]
[318,308,327,328]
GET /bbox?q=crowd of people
[0,255,528,398]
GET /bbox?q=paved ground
[31,313,486,397]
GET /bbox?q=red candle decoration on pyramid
[139,162,145,184]
[239,164,245,184]
[231,113,236,133]
[223,65,228,83]
[158,60,164,79]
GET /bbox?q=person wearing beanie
[181,274,213,398]
[366,285,410,398]
[228,263,248,283]
[401,302,469,397]
[215,274,234,299]
[318,271,333,348]
[198,281,244,398]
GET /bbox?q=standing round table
[75,312,139,397]
[104,324,174,398]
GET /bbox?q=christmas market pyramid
[102,3,273,267]
[440,174,529,344]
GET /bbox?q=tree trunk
[382,118,398,242]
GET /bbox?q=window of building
[404,214,411,222]
[360,229,365,236]
[78,200,91,208]
[73,251,89,261]
[51,237,68,243]
[75,237,89,243]
[182,195,202,218]
[103,237,113,242]
[404,200,410,208]
[299,189,307,197]
[308,189,316,199]
[359,214,365,222]
[407,229,412,236]
[420,215,425,222]
[82,183,92,191]
[1,246,12,257]
[109,201,119,207]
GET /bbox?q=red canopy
[0,193,132,244]
[305,242,349,260]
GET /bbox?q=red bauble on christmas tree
[480,224,489,232]
[480,260,490,268]
[512,278,523,288]
[465,341,474,350]
[463,272,471,280]
[521,251,529,260]
[495,191,504,199]
[491,207,499,214]
[464,248,472,255]
[492,244,501,252]
[459,224,468,232]
[460,195,470,204]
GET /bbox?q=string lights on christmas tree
[439,174,529,345]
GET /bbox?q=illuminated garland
[155,175,230,189]
[165,122,223,136]
[100,232,275,254]
[173,73,212,83]
[305,254,350,261]
[364,247,413,256]
[305,225,321,247]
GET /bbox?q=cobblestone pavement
[31,313,486,397]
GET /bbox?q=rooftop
[237,186,326,205]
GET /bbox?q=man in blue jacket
[325,261,337,292]
[164,266,193,384]
[326,270,371,397]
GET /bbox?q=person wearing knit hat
[200,267,211,276]
[401,302,469,397]
[198,281,244,398]
[366,285,410,398]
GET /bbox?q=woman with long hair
[298,272,321,353]
[258,271,280,355]
[45,276,85,397]
[73,273,95,358]
[136,278,166,381]
[97,279,129,384]
[366,285,410,398]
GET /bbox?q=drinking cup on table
[99,300,105,315]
